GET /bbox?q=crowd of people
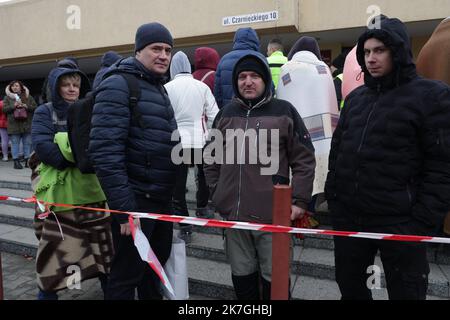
[0,15,450,301]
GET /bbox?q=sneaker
[2,156,8,162]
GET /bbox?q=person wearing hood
[325,16,450,300]
[31,66,113,300]
[214,27,267,108]
[93,51,123,89]
[89,22,178,300]
[287,36,322,61]
[276,36,338,220]
[204,53,315,299]
[2,80,37,169]
[192,47,220,93]
[165,51,218,243]
[40,56,80,104]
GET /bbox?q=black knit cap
[234,56,269,84]
[135,22,173,52]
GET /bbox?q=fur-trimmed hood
[5,84,30,100]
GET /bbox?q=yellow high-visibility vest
[267,51,288,89]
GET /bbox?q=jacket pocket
[211,174,234,217]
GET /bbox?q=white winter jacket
[165,52,219,149]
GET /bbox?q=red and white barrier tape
[1,195,450,245]
[128,215,174,297]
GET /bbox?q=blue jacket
[92,51,123,89]
[32,67,90,170]
[214,28,266,108]
[89,57,178,221]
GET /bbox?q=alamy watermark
[171,128,280,175]
[366,264,382,290]
[66,5,81,30]
[66,265,81,290]
[367,5,382,30]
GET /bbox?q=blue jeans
[37,290,58,300]
[10,133,31,160]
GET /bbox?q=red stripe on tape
[158,216,185,223]
[260,225,294,233]
[206,220,236,228]
[383,235,433,242]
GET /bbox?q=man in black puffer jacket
[325,16,450,300]
[89,22,177,300]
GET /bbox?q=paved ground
[0,158,31,184]
[1,252,104,300]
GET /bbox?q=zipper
[355,86,381,192]
[406,183,412,204]
[236,107,252,220]
[255,121,260,148]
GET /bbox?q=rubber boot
[14,159,23,169]
[261,277,292,300]
[23,158,29,168]
[231,272,260,300]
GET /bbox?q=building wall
[0,0,299,62]
[0,0,448,65]
[298,0,450,32]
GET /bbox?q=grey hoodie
[170,51,192,80]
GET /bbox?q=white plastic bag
[162,234,189,300]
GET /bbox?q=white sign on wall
[222,11,279,26]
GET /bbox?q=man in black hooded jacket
[325,16,450,300]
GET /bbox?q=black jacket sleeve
[324,98,350,202]
[412,86,450,234]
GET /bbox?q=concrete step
[0,222,448,298]
[184,230,450,298]
[0,187,34,209]
[186,255,447,300]
[0,204,34,228]
[0,180,32,192]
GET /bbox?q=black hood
[288,36,322,61]
[356,16,417,89]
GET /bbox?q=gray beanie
[135,22,173,52]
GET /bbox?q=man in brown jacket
[204,53,315,299]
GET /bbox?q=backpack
[67,71,141,174]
